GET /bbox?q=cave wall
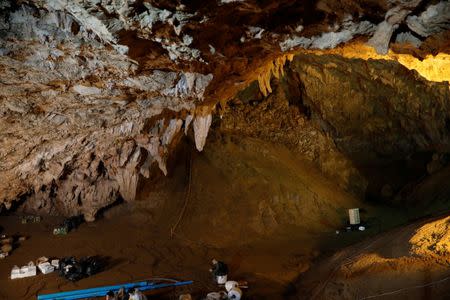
[292,54,450,160]
[220,54,450,199]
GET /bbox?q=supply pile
[10,256,103,282]
[11,257,59,279]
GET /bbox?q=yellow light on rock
[305,43,450,83]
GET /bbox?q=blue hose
[38,281,151,300]
[38,280,193,300]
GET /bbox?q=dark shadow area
[95,197,125,220]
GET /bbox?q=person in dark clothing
[209,259,228,277]
[106,291,116,300]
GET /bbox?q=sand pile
[410,216,450,265]
[294,215,450,300]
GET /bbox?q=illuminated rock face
[290,54,450,160]
[220,54,450,197]
[0,0,449,218]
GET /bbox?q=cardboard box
[11,263,37,279]
[38,262,55,274]
[51,259,60,269]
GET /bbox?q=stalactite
[257,54,294,96]
[193,113,213,151]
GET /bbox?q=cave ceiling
[0,0,449,218]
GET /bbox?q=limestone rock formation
[407,1,450,38]
[0,0,449,218]
[0,2,213,218]
[368,0,422,54]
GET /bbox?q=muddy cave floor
[2,210,449,300]
[1,138,450,300]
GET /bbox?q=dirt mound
[137,135,361,247]
[293,215,450,300]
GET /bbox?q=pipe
[140,280,193,291]
[39,280,193,300]
[37,281,151,300]
[52,281,194,300]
